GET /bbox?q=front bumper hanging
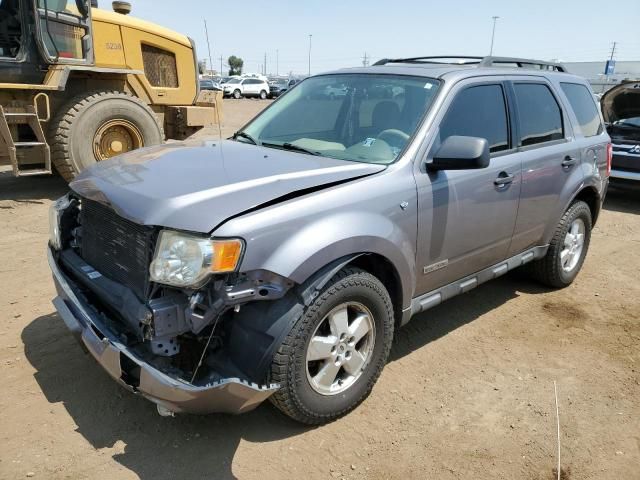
[48,247,278,415]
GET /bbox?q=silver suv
[48,56,610,424]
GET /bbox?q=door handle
[494,172,515,186]
[562,156,578,168]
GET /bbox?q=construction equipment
[0,0,222,180]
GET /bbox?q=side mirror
[428,136,490,171]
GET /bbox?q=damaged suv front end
[46,125,392,416]
[48,193,283,414]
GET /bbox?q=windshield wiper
[262,141,321,156]
[233,131,260,145]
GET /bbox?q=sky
[123,0,640,76]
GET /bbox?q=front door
[414,81,522,295]
[34,0,93,64]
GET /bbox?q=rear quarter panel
[542,77,610,239]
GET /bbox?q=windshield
[226,78,241,84]
[241,74,441,164]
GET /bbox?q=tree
[198,60,207,75]
[228,56,243,76]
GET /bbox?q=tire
[49,91,163,181]
[259,90,267,100]
[270,267,394,424]
[233,89,242,99]
[527,200,592,288]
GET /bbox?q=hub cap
[93,119,143,161]
[306,302,376,396]
[561,218,585,272]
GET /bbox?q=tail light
[606,143,612,177]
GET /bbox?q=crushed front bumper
[47,247,278,415]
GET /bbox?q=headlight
[149,230,243,287]
[49,195,71,250]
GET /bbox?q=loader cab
[0,0,92,83]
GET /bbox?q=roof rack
[372,56,568,72]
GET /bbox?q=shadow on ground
[0,169,67,202]
[22,273,549,479]
[603,181,640,215]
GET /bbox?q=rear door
[506,80,584,255]
[247,79,259,95]
[414,79,522,294]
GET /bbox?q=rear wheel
[527,200,592,287]
[49,91,163,181]
[259,90,267,100]
[270,267,394,424]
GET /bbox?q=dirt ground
[1,98,639,480]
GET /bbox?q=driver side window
[440,84,510,154]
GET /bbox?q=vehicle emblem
[629,145,640,154]
[400,201,409,210]
[423,259,448,274]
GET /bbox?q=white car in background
[221,77,270,99]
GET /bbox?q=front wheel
[270,267,394,424]
[527,200,592,288]
[233,89,242,99]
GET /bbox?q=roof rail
[373,55,568,72]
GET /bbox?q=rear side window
[513,83,563,146]
[440,84,509,153]
[560,82,602,137]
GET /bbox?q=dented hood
[70,139,385,233]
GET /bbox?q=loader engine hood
[70,139,385,233]
[601,81,640,124]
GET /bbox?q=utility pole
[605,41,618,91]
[276,49,279,76]
[609,41,617,61]
[308,34,312,76]
[362,52,369,67]
[489,16,499,56]
[264,52,267,76]
[203,19,213,75]
[219,55,223,75]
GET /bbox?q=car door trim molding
[404,245,548,325]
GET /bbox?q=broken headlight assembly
[149,230,243,288]
[48,194,71,250]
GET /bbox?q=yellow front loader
[0,0,222,180]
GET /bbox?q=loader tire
[49,91,163,181]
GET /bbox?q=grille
[80,199,155,299]
[141,44,179,88]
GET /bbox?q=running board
[404,246,549,325]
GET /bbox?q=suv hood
[602,81,640,143]
[70,139,385,233]
[601,81,640,124]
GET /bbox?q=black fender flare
[226,254,363,383]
